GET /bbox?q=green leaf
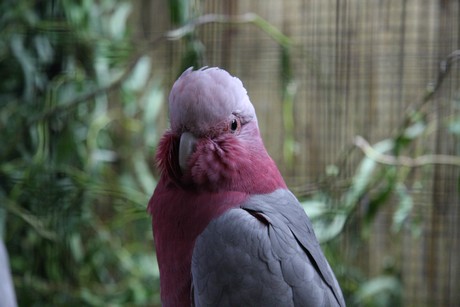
[169,0,190,25]
[392,183,415,234]
[142,81,164,148]
[313,214,348,243]
[301,199,348,243]
[124,56,152,92]
[133,151,156,194]
[70,233,84,262]
[344,139,394,210]
[403,121,426,139]
[448,117,460,135]
[10,34,36,100]
[354,275,402,307]
[363,173,395,229]
[109,2,132,39]
[301,200,328,219]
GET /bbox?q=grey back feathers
[191,189,345,307]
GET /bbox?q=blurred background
[1,0,459,306]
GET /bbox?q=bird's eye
[229,118,241,134]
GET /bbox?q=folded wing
[191,189,345,307]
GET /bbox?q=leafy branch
[354,135,460,167]
[164,13,293,47]
[29,13,293,124]
[305,49,460,244]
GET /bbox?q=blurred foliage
[0,0,299,305]
[280,45,297,171]
[1,0,458,305]
[168,0,205,76]
[0,0,162,305]
[302,51,460,306]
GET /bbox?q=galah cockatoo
[148,67,345,306]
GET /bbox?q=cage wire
[141,0,460,306]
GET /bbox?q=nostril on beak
[179,132,197,173]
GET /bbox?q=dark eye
[229,118,241,133]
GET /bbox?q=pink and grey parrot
[148,67,345,307]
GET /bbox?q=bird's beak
[179,131,197,174]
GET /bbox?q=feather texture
[169,67,256,136]
[191,189,345,307]
[149,67,344,306]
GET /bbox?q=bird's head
[156,67,285,193]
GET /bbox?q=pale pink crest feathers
[169,67,256,135]
[149,67,288,306]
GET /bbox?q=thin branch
[28,53,142,124]
[4,199,58,241]
[164,13,293,47]
[28,13,292,124]
[354,135,460,167]
[409,49,460,112]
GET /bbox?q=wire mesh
[143,0,460,305]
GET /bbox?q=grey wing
[243,189,345,306]
[191,189,345,307]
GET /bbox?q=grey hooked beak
[179,131,197,173]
